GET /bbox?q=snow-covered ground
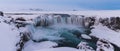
[0,16,20,51]
[90,24,120,47]
[22,40,58,51]
[5,10,120,17]
[34,47,80,51]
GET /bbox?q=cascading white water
[33,14,85,27]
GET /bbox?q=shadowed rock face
[53,14,71,17]
[0,11,4,16]
[14,17,27,28]
[99,17,120,31]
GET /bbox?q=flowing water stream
[25,14,97,49]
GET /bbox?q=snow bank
[96,39,114,51]
[90,24,120,47]
[23,40,58,51]
[5,10,120,18]
[81,34,92,39]
[0,16,19,51]
[34,47,79,51]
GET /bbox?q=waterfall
[33,14,85,27]
[25,14,95,48]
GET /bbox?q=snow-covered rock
[77,41,94,51]
[22,40,58,51]
[96,39,114,51]
[81,34,92,39]
[90,24,120,47]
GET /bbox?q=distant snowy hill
[4,10,120,17]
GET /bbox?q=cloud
[0,0,120,11]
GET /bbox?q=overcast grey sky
[0,0,120,11]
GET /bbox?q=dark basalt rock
[53,14,70,17]
[0,11,4,16]
[16,32,30,51]
[14,17,27,28]
[99,17,120,31]
[15,17,26,21]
